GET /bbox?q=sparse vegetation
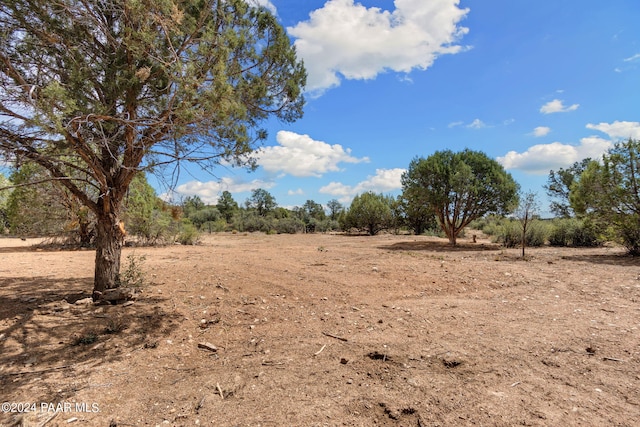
[120,253,147,288]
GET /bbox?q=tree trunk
[93,213,125,300]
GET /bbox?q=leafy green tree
[545,158,592,218]
[0,0,305,298]
[247,188,277,217]
[402,149,519,245]
[217,191,239,223]
[398,193,436,235]
[300,199,325,232]
[326,199,344,221]
[6,163,95,244]
[344,192,393,235]
[182,196,206,219]
[570,139,640,255]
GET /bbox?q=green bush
[493,219,548,247]
[176,219,200,245]
[526,220,549,247]
[549,218,601,247]
[274,217,304,234]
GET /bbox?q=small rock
[75,297,94,305]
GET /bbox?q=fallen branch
[314,344,327,356]
[216,383,224,399]
[38,412,59,427]
[322,331,348,342]
[198,342,218,353]
[1,364,75,376]
[603,357,625,362]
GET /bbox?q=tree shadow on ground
[379,240,501,252]
[559,253,640,266]
[0,276,181,403]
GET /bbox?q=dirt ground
[0,232,639,427]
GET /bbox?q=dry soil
[0,233,639,426]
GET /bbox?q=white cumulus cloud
[164,177,276,204]
[319,168,406,203]
[585,121,640,140]
[540,99,580,114]
[532,126,551,137]
[497,137,612,174]
[255,130,369,177]
[288,0,470,93]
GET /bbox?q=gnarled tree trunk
[92,210,125,301]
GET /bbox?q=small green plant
[104,317,127,334]
[177,219,200,245]
[73,332,98,345]
[121,253,147,288]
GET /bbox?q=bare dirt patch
[1,233,639,426]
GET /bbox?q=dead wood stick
[314,344,327,356]
[216,382,224,399]
[1,364,75,376]
[38,412,59,427]
[322,331,348,342]
[603,357,625,362]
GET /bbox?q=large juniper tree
[402,149,519,245]
[0,0,306,299]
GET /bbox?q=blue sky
[164,0,640,215]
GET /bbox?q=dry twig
[322,331,348,342]
[314,344,327,356]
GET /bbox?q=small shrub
[120,253,146,288]
[549,218,601,247]
[274,217,304,234]
[526,220,549,247]
[73,332,98,346]
[104,317,127,334]
[177,219,200,245]
[494,219,548,248]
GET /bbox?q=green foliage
[0,173,13,233]
[402,149,519,244]
[570,140,640,254]
[176,219,200,245]
[344,192,393,235]
[73,332,98,346]
[493,219,548,248]
[6,163,95,244]
[397,194,437,235]
[123,173,159,240]
[545,159,592,218]
[120,253,147,288]
[0,0,306,293]
[515,191,540,256]
[246,189,278,217]
[326,199,344,221]
[548,218,601,247]
[274,217,305,234]
[217,191,239,223]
